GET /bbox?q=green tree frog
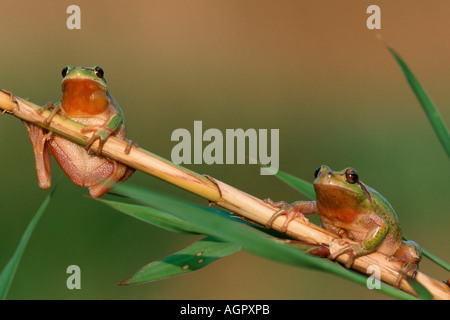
[24,65,134,198]
[265,165,421,274]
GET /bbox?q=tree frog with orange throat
[266,165,421,280]
[24,65,135,198]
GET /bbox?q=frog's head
[313,165,373,220]
[61,65,107,90]
[60,65,110,116]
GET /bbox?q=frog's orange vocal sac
[61,78,110,116]
[265,165,421,285]
[24,65,134,198]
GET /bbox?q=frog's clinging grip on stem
[265,165,422,286]
[24,65,135,198]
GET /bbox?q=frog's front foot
[386,257,419,288]
[39,103,63,125]
[328,238,365,268]
[397,262,418,288]
[81,124,115,155]
[264,199,308,232]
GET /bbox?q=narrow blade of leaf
[273,170,315,199]
[114,184,334,270]
[408,278,434,300]
[113,184,417,299]
[97,198,203,235]
[0,187,56,300]
[119,237,241,285]
[111,184,251,227]
[388,46,450,157]
[421,248,450,272]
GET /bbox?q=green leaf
[272,170,315,199]
[97,198,203,235]
[0,187,56,300]
[111,184,417,300]
[421,248,450,272]
[113,185,332,271]
[408,278,434,300]
[119,237,241,285]
[388,46,450,157]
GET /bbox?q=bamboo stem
[1,90,448,300]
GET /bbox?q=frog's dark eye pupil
[345,169,359,184]
[314,166,321,178]
[94,67,104,78]
[61,66,69,77]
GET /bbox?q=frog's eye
[345,168,359,184]
[94,66,104,79]
[314,166,321,178]
[61,66,69,77]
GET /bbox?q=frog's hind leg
[393,240,422,265]
[88,161,129,198]
[23,122,52,190]
[389,240,422,287]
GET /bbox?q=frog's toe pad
[265,201,308,232]
[328,239,362,268]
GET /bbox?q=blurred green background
[0,0,448,299]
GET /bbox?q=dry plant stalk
[0,90,449,300]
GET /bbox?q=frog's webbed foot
[328,238,366,268]
[81,125,115,155]
[39,102,64,125]
[264,199,309,232]
[397,262,418,288]
[386,256,419,288]
[388,240,421,287]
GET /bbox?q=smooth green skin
[291,165,421,267]
[58,65,124,144]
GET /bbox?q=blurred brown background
[0,0,448,299]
